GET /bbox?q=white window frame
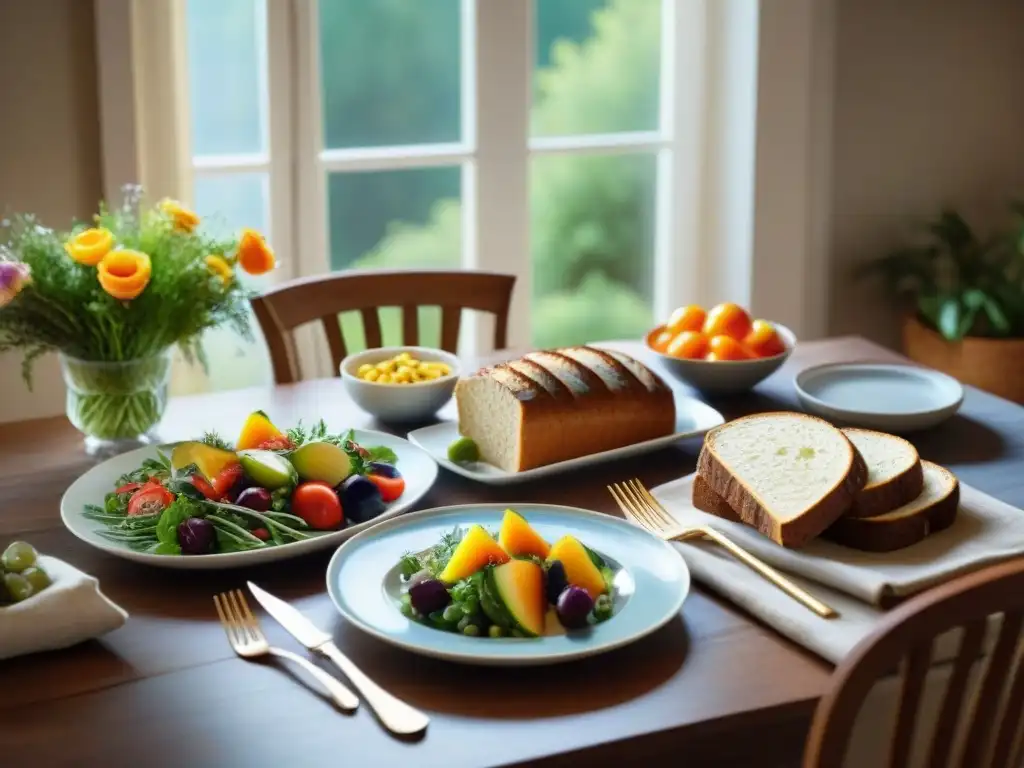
[95,0,836,387]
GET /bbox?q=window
[104,0,801,395]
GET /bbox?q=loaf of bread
[455,346,676,472]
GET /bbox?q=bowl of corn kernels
[340,346,460,423]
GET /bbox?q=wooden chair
[250,269,516,384]
[803,558,1024,768]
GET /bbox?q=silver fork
[214,589,360,711]
[608,478,838,619]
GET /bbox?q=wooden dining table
[3,336,1023,768]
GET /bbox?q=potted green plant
[861,203,1024,403]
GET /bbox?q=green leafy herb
[156,496,203,547]
[398,553,422,580]
[114,453,172,487]
[366,445,398,464]
[200,430,233,451]
[424,526,464,577]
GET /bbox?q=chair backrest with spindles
[803,558,1024,768]
[250,269,516,384]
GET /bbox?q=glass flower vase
[60,350,172,457]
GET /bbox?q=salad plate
[406,393,724,485]
[795,362,964,433]
[61,424,438,570]
[326,503,689,666]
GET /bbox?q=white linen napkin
[0,555,128,661]
[653,474,1024,663]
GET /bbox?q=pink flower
[0,261,31,307]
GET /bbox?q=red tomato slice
[251,528,270,541]
[291,482,343,530]
[366,473,405,503]
[115,482,142,495]
[127,484,175,516]
[190,474,219,500]
[211,463,244,499]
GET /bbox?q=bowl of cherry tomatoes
[644,303,795,395]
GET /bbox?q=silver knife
[247,581,429,736]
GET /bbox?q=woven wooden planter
[902,315,1024,403]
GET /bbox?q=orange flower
[97,249,151,301]
[159,198,200,232]
[205,254,233,285]
[65,228,114,266]
[236,229,276,275]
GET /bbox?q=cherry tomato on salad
[127,483,175,516]
[211,463,244,499]
[257,436,294,451]
[345,440,370,459]
[115,482,142,496]
[366,473,405,503]
[251,528,270,541]
[189,474,219,500]
[291,482,343,530]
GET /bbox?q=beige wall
[828,0,1024,348]
[0,0,103,422]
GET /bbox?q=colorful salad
[83,411,405,556]
[396,509,616,638]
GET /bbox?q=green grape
[21,567,51,594]
[1,541,37,573]
[3,573,34,602]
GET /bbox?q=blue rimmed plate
[325,503,689,666]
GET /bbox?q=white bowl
[341,346,460,423]
[644,323,796,396]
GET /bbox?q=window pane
[171,173,273,395]
[532,0,661,137]
[530,153,657,348]
[327,167,462,352]
[319,0,462,149]
[186,0,266,157]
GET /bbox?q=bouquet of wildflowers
[0,185,276,445]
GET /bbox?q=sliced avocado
[171,441,238,479]
[237,449,298,490]
[289,441,352,486]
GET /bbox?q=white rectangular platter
[406,392,724,485]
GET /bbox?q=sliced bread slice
[696,413,868,548]
[824,461,959,552]
[842,428,924,518]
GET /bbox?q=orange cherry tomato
[666,330,709,359]
[706,334,753,361]
[666,305,707,334]
[702,302,753,340]
[367,473,406,502]
[649,327,674,352]
[743,319,785,358]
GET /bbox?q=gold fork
[608,479,838,619]
[214,590,360,711]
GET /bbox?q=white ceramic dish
[326,503,690,666]
[406,393,724,485]
[60,429,438,569]
[341,346,460,423]
[794,362,964,433]
[644,324,797,395]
